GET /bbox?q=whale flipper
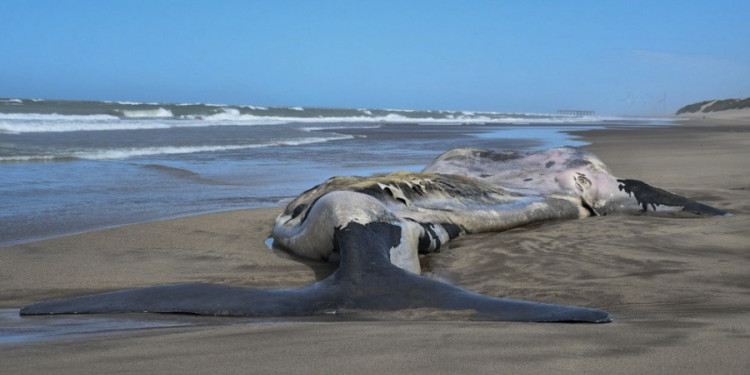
[21,221,611,323]
[616,179,728,216]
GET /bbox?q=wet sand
[2,118,749,374]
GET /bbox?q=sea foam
[72,136,353,160]
[120,107,174,118]
[0,115,167,133]
[0,113,118,121]
[203,108,274,122]
[0,134,355,162]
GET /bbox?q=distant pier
[557,109,595,116]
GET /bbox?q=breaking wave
[119,107,174,118]
[0,98,624,134]
[0,135,354,162]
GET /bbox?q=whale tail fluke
[22,221,611,323]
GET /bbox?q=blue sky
[2,1,749,115]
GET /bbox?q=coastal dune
[2,118,749,374]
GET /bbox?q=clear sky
[2,0,749,115]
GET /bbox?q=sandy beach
[2,118,749,374]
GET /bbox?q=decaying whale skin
[273,147,726,274]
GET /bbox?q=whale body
[21,147,727,323]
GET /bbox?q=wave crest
[119,107,173,118]
[0,135,354,162]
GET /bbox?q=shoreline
[2,118,749,374]
[0,120,671,248]
[0,205,281,249]
[1,121,620,248]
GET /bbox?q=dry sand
[2,118,749,374]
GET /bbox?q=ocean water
[0,98,671,246]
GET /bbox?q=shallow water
[0,309,196,345]
[0,99,673,246]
